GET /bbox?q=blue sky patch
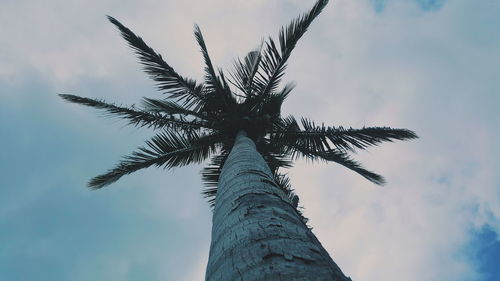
[370,0,446,12]
[371,0,387,13]
[465,225,500,281]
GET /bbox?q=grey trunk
[205,131,352,281]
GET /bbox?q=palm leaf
[252,0,329,103]
[229,47,263,97]
[89,131,221,189]
[193,25,234,107]
[259,82,295,117]
[107,16,205,109]
[284,141,386,185]
[272,116,418,152]
[59,94,207,131]
[141,97,211,121]
[201,151,229,207]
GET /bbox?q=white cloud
[286,1,500,280]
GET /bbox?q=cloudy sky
[1,0,499,280]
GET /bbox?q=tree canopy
[60,0,417,207]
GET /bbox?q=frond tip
[58,94,207,131]
[272,116,418,153]
[87,131,221,189]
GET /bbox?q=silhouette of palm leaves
[60,0,417,208]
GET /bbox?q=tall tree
[60,0,417,279]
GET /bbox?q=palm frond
[201,152,229,207]
[273,172,294,199]
[254,38,284,96]
[107,16,205,109]
[141,97,210,121]
[260,150,293,172]
[193,25,234,107]
[229,47,263,97]
[267,171,309,224]
[284,141,386,185]
[59,94,208,131]
[272,172,308,224]
[252,0,329,102]
[89,131,221,189]
[272,116,418,152]
[259,82,295,117]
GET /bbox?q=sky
[1,0,499,280]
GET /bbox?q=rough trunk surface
[205,132,352,281]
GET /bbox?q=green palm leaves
[60,0,417,205]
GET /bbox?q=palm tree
[60,0,417,280]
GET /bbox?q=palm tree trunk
[205,131,352,281]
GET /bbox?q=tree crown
[60,0,417,208]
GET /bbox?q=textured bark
[205,131,352,281]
